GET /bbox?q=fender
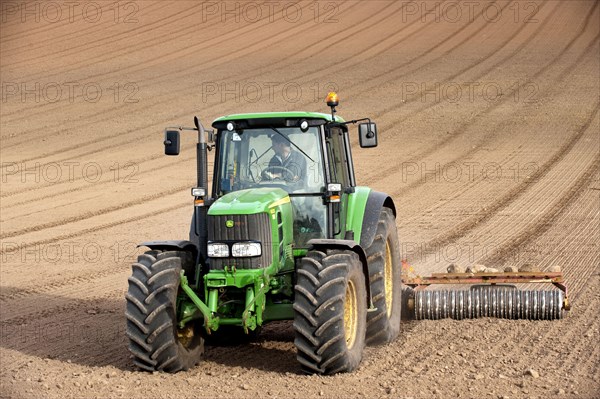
[359,191,396,248]
[138,240,199,266]
[306,239,374,310]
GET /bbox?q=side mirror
[164,130,180,155]
[358,122,377,148]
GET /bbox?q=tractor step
[402,271,570,321]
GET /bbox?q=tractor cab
[211,112,353,247]
[210,94,378,249]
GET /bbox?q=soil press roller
[125,93,570,375]
[402,265,570,321]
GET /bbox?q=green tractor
[125,93,402,375]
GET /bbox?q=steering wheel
[260,166,298,183]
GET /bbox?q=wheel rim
[384,240,394,318]
[177,324,195,348]
[344,280,358,349]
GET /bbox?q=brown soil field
[1,1,598,398]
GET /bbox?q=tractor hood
[208,188,290,215]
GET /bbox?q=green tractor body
[126,102,402,374]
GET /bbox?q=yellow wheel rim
[344,280,358,349]
[384,240,394,318]
[177,324,195,348]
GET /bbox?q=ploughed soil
[1,1,598,398]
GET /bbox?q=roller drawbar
[402,270,570,321]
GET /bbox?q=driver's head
[271,134,290,157]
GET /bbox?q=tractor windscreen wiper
[269,127,314,163]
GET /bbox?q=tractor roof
[212,112,345,130]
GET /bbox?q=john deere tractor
[125,93,402,375]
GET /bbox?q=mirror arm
[326,117,375,137]
[326,117,371,126]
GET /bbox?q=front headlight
[207,242,229,258]
[231,242,262,257]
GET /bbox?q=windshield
[215,127,324,196]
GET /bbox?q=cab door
[325,126,352,239]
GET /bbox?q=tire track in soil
[340,0,549,124]
[388,62,599,231]
[0,1,161,43]
[0,289,126,330]
[286,0,550,159]
[2,0,358,119]
[510,179,599,296]
[480,154,600,266]
[283,0,505,94]
[367,49,596,209]
[405,102,599,264]
[2,0,297,78]
[0,266,130,303]
[0,154,203,210]
[447,104,599,270]
[381,32,599,248]
[0,199,189,255]
[0,1,168,54]
[510,275,600,373]
[0,0,408,144]
[559,219,600,297]
[1,2,200,67]
[373,0,570,124]
[0,131,206,197]
[365,0,595,183]
[556,26,600,81]
[388,7,600,248]
[0,183,191,239]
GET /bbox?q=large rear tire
[125,250,204,372]
[365,208,402,345]
[293,250,367,375]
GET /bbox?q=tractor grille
[208,213,273,270]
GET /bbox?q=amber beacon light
[326,92,339,107]
[326,92,339,120]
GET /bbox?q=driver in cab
[262,134,306,183]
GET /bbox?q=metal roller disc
[414,289,563,320]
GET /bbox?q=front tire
[125,250,204,372]
[293,250,367,375]
[365,208,402,345]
